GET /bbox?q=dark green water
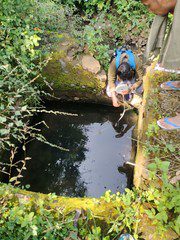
[21,102,137,198]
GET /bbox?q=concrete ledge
[134,64,153,187]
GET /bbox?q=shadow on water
[18,102,138,198]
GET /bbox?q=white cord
[116,95,128,123]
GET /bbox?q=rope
[116,95,129,124]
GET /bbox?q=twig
[116,95,130,123]
[3,66,18,80]
[125,161,162,180]
[30,109,78,116]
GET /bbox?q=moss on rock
[0,183,178,239]
[43,51,101,95]
[38,33,116,105]
[134,62,180,187]
[40,32,104,102]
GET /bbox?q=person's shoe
[160,81,180,90]
[157,115,180,130]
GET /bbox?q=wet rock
[125,35,132,44]
[82,55,101,74]
[170,170,180,184]
[83,44,89,54]
[61,41,70,46]
[67,44,79,60]
[67,50,75,60]
[41,33,116,105]
[74,97,80,101]
[108,29,115,38]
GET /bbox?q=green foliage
[82,0,111,15]
[102,190,140,239]
[0,0,41,153]
[7,0,153,72]
[105,167,179,238]
[143,119,180,237]
[32,0,68,32]
[0,0,40,61]
[114,0,153,23]
[0,184,77,240]
[0,157,179,240]
[80,17,111,70]
[58,0,111,14]
[145,161,180,236]
[0,0,70,183]
[71,0,153,70]
[1,1,178,239]
[145,121,160,138]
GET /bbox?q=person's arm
[108,59,121,107]
[157,0,177,14]
[108,58,116,92]
[131,55,143,91]
[141,0,176,15]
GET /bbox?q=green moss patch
[1,182,178,239]
[41,49,102,102]
[135,65,179,185]
[43,56,101,92]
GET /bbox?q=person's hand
[112,98,121,107]
[120,89,130,95]
[130,83,138,91]
[112,93,121,107]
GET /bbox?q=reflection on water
[21,102,137,198]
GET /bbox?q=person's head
[117,62,132,81]
[141,0,176,15]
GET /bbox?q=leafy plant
[0,184,77,240]
[70,0,153,70]
[146,159,180,236]
[32,0,68,32]
[0,0,72,184]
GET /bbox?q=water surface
[21,102,137,197]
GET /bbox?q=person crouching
[106,47,143,108]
